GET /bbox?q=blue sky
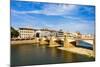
[11,0,95,34]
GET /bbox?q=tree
[11,27,19,38]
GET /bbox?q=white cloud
[11,4,77,16]
[40,4,77,15]
[11,9,51,28]
[11,4,95,34]
[43,16,95,34]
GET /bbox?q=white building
[34,28,57,38]
[18,28,35,39]
[56,30,64,37]
[81,34,94,39]
[18,27,65,39]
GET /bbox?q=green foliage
[11,27,19,38]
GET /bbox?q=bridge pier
[63,33,75,48]
[75,32,81,46]
[49,36,55,47]
[35,37,40,44]
[64,34,69,48]
[40,37,48,45]
[76,39,80,46]
[49,36,60,47]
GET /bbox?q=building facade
[18,27,65,39]
[18,28,35,39]
[81,34,94,39]
[56,30,64,37]
[34,28,57,38]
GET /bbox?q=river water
[11,41,95,66]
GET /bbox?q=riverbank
[58,47,95,58]
[11,39,49,45]
[11,40,35,45]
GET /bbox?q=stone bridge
[34,34,94,48]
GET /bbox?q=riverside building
[18,27,64,39]
[18,28,35,39]
[35,28,57,38]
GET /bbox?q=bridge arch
[35,30,41,38]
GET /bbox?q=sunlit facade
[18,28,35,39]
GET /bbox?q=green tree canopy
[11,27,19,38]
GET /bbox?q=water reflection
[11,44,94,66]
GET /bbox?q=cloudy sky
[11,0,95,34]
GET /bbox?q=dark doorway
[36,33,40,37]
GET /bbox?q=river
[11,41,95,66]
